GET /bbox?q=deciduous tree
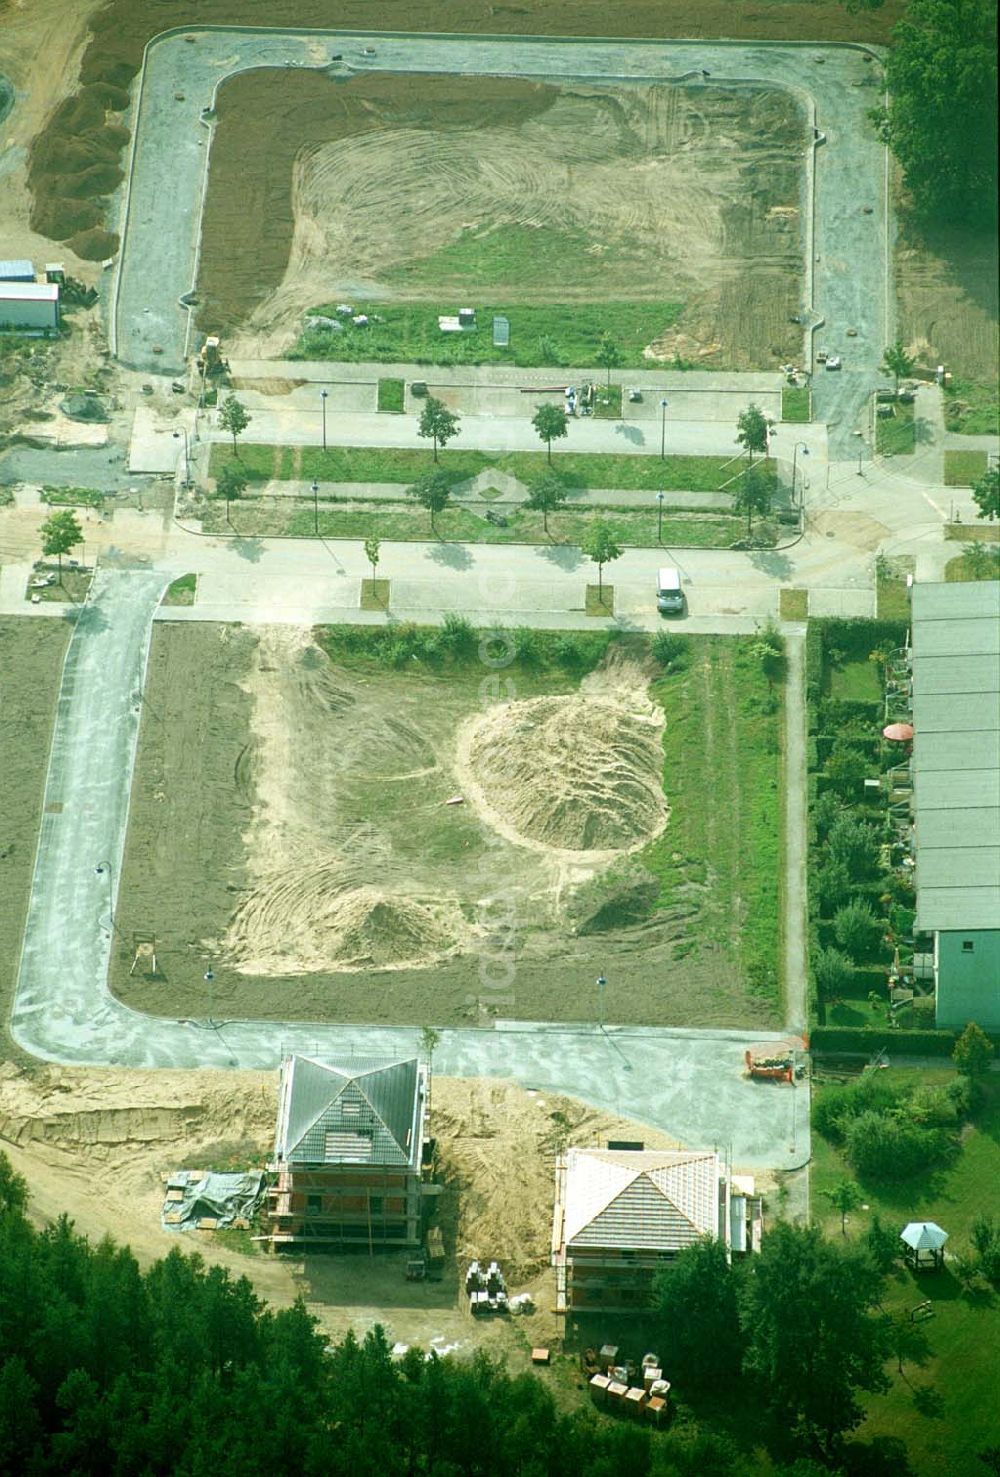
[822,1178,864,1236]
[215,461,248,526]
[408,469,452,531]
[525,471,569,533]
[580,519,622,602]
[872,0,998,227]
[880,340,916,395]
[417,397,460,462]
[218,395,251,456]
[39,509,83,574]
[734,463,773,537]
[364,534,381,582]
[532,403,569,463]
[595,332,622,389]
[971,466,1000,521]
[652,1238,742,1392]
[952,1020,996,1079]
[736,402,772,466]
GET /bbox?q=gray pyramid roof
[276,1056,422,1168]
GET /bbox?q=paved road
[10,567,807,1164]
[114,31,888,458]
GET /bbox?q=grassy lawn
[945,549,1000,582]
[593,385,622,419]
[779,588,808,620]
[198,495,744,549]
[290,299,685,369]
[781,385,811,422]
[945,521,1000,541]
[875,399,915,455]
[944,375,1000,435]
[584,583,615,616]
[212,443,758,494]
[360,577,390,610]
[25,566,92,603]
[377,377,405,413]
[161,573,197,607]
[826,656,882,703]
[636,637,783,1008]
[943,448,988,486]
[811,1070,1000,1475]
[40,485,105,508]
[876,557,914,620]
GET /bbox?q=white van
[656,567,685,616]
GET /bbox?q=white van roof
[657,567,681,588]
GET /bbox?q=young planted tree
[39,508,83,575]
[736,402,772,467]
[884,1311,931,1381]
[580,518,622,604]
[408,469,453,531]
[525,471,569,534]
[417,396,460,463]
[218,395,251,457]
[734,463,773,537]
[595,332,623,389]
[215,461,248,526]
[822,1178,864,1237]
[971,466,1000,521]
[813,945,855,1001]
[833,899,881,960]
[364,534,381,582]
[531,403,569,464]
[752,623,786,689]
[881,340,916,395]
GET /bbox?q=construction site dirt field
[0,618,71,1058]
[1,1061,748,1357]
[112,624,779,1031]
[199,69,805,369]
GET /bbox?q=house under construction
[264,1055,427,1251]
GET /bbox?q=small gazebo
[900,1221,948,1271]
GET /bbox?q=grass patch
[162,573,197,606]
[25,566,92,603]
[360,577,390,610]
[593,384,622,419]
[876,557,914,620]
[875,399,915,455]
[781,384,811,422]
[945,521,1000,541]
[585,583,615,616]
[377,377,405,413]
[637,638,782,1009]
[945,548,1000,582]
[943,448,988,486]
[291,299,685,369]
[40,484,104,508]
[944,375,1000,435]
[780,588,808,620]
[811,1071,1000,1476]
[199,495,744,550]
[827,657,882,703]
[211,443,757,494]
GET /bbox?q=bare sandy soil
[896,214,999,385]
[203,72,804,368]
[113,624,761,1029]
[0,1059,727,1354]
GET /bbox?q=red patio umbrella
[883,722,914,742]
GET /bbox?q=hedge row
[810,1026,960,1057]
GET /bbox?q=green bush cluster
[315,621,618,676]
[813,1072,970,1182]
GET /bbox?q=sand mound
[459,683,666,854]
[226,869,463,975]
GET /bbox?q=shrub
[971,1214,1000,1284]
[953,1020,996,1079]
[865,1213,901,1276]
[813,790,843,840]
[833,900,883,960]
[513,626,543,669]
[845,1110,953,1181]
[814,945,854,1000]
[439,613,477,657]
[826,740,871,796]
[816,857,854,913]
[827,813,882,877]
[652,631,690,670]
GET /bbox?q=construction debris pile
[585,1346,671,1426]
[465,1259,534,1318]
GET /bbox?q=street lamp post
[596,973,607,1030]
[659,398,669,460]
[791,441,809,506]
[857,444,865,477]
[311,479,319,537]
[172,428,189,484]
[94,860,116,937]
[320,388,328,452]
[656,491,665,542]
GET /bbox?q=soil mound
[462,687,666,853]
[226,872,462,975]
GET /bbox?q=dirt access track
[112,32,889,456]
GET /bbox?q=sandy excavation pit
[112,625,772,1028]
[199,69,805,365]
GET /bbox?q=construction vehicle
[744,1048,794,1083]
